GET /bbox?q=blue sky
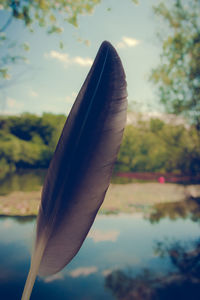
[0,0,162,116]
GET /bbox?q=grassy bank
[0,183,199,216]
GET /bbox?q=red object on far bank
[158,176,165,184]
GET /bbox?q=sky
[0,0,163,116]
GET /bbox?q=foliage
[151,0,200,129]
[116,119,200,175]
[0,31,29,84]
[0,0,101,31]
[0,113,199,180]
[149,198,200,224]
[105,239,200,300]
[0,0,101,81]
[0,0,139,82]
[0,113,66,179]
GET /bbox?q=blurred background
[0,0,200,299]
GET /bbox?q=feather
[21,40,127,300]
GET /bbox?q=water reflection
[88,229,120,242]
[0,169,46,195]
[0,214,200,299]
[155,239,200,278]
[0,171,134,195]
[11,216,36,224]
[43,273,64,283]
[105,239,200,300]
[149,197,200,223]
[105,270,157,300]
[69,266,98,278]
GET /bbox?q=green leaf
[22,42,30,51]
[59,41,64,49]
[67,16,78,27]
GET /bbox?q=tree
[0,0,102,82]
[0,0,102,32]
[150,0,200,130]
[0,113,66,179]
[0,0,139,84]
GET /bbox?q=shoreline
[0,182,200,217]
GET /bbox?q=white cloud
[71,92,77,98]
[117,42,126,49]
[102,269,112,277]
[55,92,77,105]
[45,50,69,63]
[88,229,120,243]
[73,56,93,66]
[1,97,23,115]
[66,96,73,103]
[117,36,140,49]
[5,97,23,111]
[66,92,77,103]
[29,89,38,98]
[7,97,18,108]
[69,266,97,278]
[43,273,64,283]
[44,51,93,67]
[123,36,140,47]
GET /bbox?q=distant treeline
[0,113,66,180]
[116,118,200,176]
[0,113,200,180]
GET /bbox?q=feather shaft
[21,242,45,300]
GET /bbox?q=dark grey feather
[35,40,127,276]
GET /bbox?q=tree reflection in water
[148,196,200,223]
[0,169,46,195]
[105,239,200,300]
[105,269,158,300]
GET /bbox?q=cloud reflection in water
[69,266,98,278]
[88,229,120,243]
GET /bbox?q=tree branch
[0,14,13,33]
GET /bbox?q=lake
[0,213,200,299]
[0,170,200,299]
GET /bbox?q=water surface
[0,212,200,299]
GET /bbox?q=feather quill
[21,40,127,300]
